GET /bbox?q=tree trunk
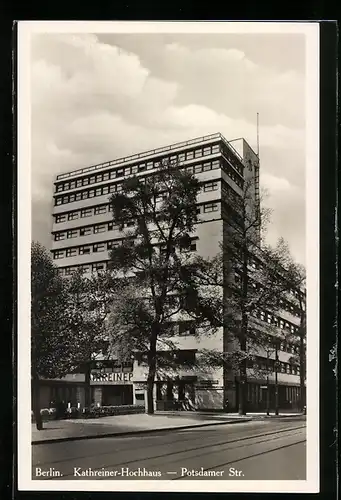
[32,374,43,430]
[266,352,270,416]
[238,238,249,416]
[146,330,157,415]
[84,361,92,409]
[275,345,279,415]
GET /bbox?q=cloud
[30,32,306,265]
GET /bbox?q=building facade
[49,132,304,411]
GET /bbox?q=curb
[32,418,253,445]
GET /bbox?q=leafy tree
[64,269,119,407]
[107,161,220,414]
[194,182,305,415]
[31,241,73,429]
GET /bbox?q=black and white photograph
[17,21,319,493]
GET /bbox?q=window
[147,161,154,170]
[178,321,196,336]
[95,187,102,196]
[82,191,88,200]
[203,162,212,172]
[94,224,106,234]
[212,144,220,154]
[194,164,202,174]
[64,182,70,190]
[116,184,123,192]
[56,184,64,192]
[103,172,110,181]
[108,222,116,231]
[196,206,201,214]
[79,227,92,237]
[81,208,92,218]
[116,169,124,178]
[203,146,211,156]
[66,248,77,257]
[108,240,120,249]
[89,176,96,184]
[186,165,194,174]
[88,189,95,198]
[138,164,146,172]
[55,214,66,223]
[93,243,105,253]
[83,178,89,186]
[131,165,138,174]
[178,153,185,162]
[212,160,220,169]
[109,184,116,193]
[79,246,91,255]
[177,350,196,365]
[194,149,203,158]
[53,250,64,259]
[54,232,66,241]
[186,151,194,160]
[203,203,219,213]
[76,179,82,188]
[70,181,76,189]
[94,205,107,215]
[67,230,78,239]
[92,263,105,271]
[204,181,218,192]
[69,194,76,203]
[96,174,103,183]
[68,212,79,221]
[102,186,109,195]
[56,198,62,206]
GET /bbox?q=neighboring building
[49,132,305,411]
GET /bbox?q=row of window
[53,236,199,261]
[53,201,221,241]
[55,143,230,193]
[248,357,301,376]
[54,158,241,206]
[251,309,299,334]
[58,261,108,276]
[54,181,222,224]
[235,271,303,318]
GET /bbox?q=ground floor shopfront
[37,370,305,413]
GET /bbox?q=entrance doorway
[101,385,133,406]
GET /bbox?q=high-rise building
[49,132,304,412]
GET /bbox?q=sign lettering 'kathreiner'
[90,372,134,384]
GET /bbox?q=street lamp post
[266,350,270,416]
[275,342,279,415]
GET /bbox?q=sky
[30,30,306,265]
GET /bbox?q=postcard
[17,20,319,493]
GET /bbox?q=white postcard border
[17,21,320,493]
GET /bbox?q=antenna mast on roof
[257,112,260,159]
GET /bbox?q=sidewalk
[32,412,252,445]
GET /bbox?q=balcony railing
[56,132,244,181]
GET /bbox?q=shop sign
[90,371,133,385]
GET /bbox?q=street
[32,418,306,481]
